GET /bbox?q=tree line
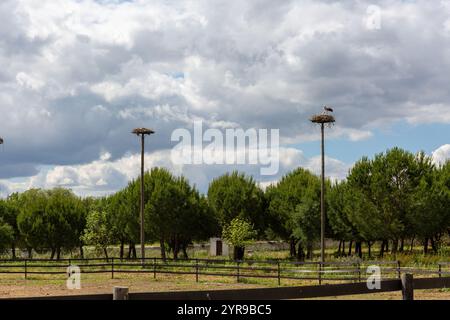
[0,147,449,260]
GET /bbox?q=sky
[1,0,450,196]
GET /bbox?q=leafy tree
[108,190,139,259]
[45,188,86,259]
[81,209,112,260]
[327,181,363,256]
[293,179,321,259]
[142,168,178,260]
[408,158,450,253]
[0,196,21,258]
[222,217,257,260]
[265,168,322,259]
[0,218,14,254]
[208,171,266,232]
[344,148,446,256]
[208,171,265,259]
[17,189,49,258]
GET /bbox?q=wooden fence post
[438,264,442,278]
[153,258,156,279]
[357,262,361,283]
[113,286,129,300]
[237,261,240,283]
[111,257,114,279]
[277,261,281,286]
[24,259,27,280]
[401,273,414,300]
[318,263,322,285]
[195,259,199,283]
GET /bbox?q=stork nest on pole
[132,128,155,135]
[310,114,335,124]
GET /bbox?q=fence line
[9,275,450,300]
[0,257,448,285]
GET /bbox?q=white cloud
[0,145,351,196]
[0,0,450,196]
[432,144,450,166]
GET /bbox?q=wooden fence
[0,257,448,286]
[9,274,450,300]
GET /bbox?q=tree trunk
[27,247,33,259]
[182,244,189,259]
[399,238,404,252]
[56,247,61,260]
[119,241,124,260]
[11,244,16,260]
[297,242,305,261]
[379,240,385,257]
[338,240,342,255]
[423,238,428,255]
[430,237,438,253]
[160,238,166,261]
[409,237,415,252]
[355,241,362,258]
[306,243,313,260]
[103,247,109,261]
[367,241,372,258]
[132,244,137,259]
[233,246,245,260]
[79,245,84,259]
[50,248,56,260]
[392,239,398,254]
[289,238,297,257]
[342,241,345,256]
[348,240,353,256]
[173,236,179,260]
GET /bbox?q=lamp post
[310,108,335,263]
[132,128,155,265]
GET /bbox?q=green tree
[0,218,14,254]
[0,196,21,258]
[208,171,265,260]
[108,190,139,259]
[17,189,49,258]
[266,168,321,260]
[293,178,322,259]
[222,217,257,260]
[45,188,86,260]
[81,209,112,260]
[408,158,450,253]
[327,181,369,257]
[345,148,441,256]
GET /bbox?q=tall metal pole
[140,134,145,265]
[311,108,334,264]
[320,123,325,264]
[132,127,154,266]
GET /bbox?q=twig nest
[132,128,155,135]
[310,114,335,124]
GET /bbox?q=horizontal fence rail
[8,276,450,300]
[0,257,448,285]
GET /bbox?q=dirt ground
[0,274,264,299]
[0,274,449,300]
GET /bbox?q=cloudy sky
[1,0,450,196]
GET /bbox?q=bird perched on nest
[323,106,334,113]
